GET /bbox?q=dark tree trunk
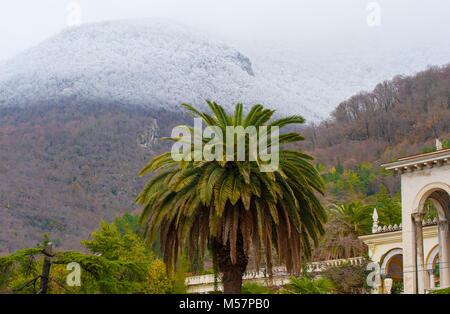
[38,242,53,294]
[213,230,248,294]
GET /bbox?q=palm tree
[284,275,334,294]
[311,215,367,261]
[136,101,327,293]
[311,202,372,261]
[330,202,372,236]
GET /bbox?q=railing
[185,256,366,288]
[371,207,438,234]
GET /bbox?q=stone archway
[380,248,403,281]
[413,184,450,292]
[426,244,440,289]
[382,148,450,294]
[413,183,450,221]
[381,248,403,283]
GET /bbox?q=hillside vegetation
[0,65,449,254]
[302,64,450,202]
[0,103,188,253]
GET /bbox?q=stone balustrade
[185,256,366,293]
[372,217,438,234]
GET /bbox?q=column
[403,214,417,294]
[412,212,426,294]
[438,219,450,288]
[428,270,435,289]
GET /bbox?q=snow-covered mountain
[1,18,450,121]
[243,40,450,119]
[0,19,320,119]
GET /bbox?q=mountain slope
[0,19,449,254]
[0,19,269,116]
[0,103,188,253]
[300,64,450,202]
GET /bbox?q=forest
[0,64,449,294]
[300,64,450,203]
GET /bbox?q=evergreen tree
[137,102,327,293]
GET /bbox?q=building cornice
[359,230,402,245]
[382,148,450,174]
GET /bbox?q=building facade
[186,148,449,294]
[360,148,450,294]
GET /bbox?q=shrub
[144,259,173,294]
[242,282,272,294]
[429,287,450,294]
[283,276,334,294]
[321,261,372,294]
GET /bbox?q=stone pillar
[412,212,426,294]
[438,219,450,288]
[403,213,417,294]
[425,269,430,290]
[428,270,435,289]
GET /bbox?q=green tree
[283,275,334,294]
[370,184,401,226]
[137,102,327,293]
[144,259,173,294]
[336,161,343,175]
[81,219,150,263]
[0,228,172,294]
[114,211,142,235]
[330,202,372,236]
[80,220,172,294]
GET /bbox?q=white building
[360,148,450,294]
[185,148,450,294]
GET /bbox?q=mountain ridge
[0,19,273,116]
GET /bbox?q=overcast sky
[1,0,450,61]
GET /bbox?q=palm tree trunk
[213,230,248,294]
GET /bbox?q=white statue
[372,208,379,233]
[436,139,442,150]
